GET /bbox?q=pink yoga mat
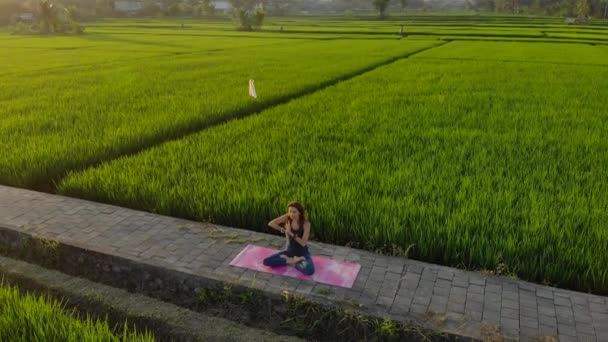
[229,245,361,288]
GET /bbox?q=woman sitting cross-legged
[263,201,315,276]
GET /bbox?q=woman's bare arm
[268,214,289,233]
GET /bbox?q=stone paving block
[482,310,501,324]
[376,295,394,307]
[437,269,454,281]
[557,314,575,326]
[597,332,608,342]
[539,314,558,327]
[435,278,452,289]
[447,301,465,314]
[396,288,415,300]
[390,301,409,315]
[502,290,519,301]
[452,276,469,288]
[558,324,577,337]
[501,316,520,335]
[379,287,397,299]
[521,306,538,318]
[537,288,554,299]
[485,290,501,302]
[469,284,485,295]
[575,323,595,336]
[577,334,597,342]
[365,275,383,287]
[387,263,403,274]
[406,264,424,274]
[554,296,572,307]
[465,299,483,311]
[467,292,484,303]
[558,334,578,342]
[574,312,593,324]
[521,317,539,329]
[358,290,377,306]
[429,298,448,313]
[501,307,519,320]
[373,256,389,268]
[467,311,483,322]
[519,326,539,339]
[433,286,450,297]
[539,324,557,336]
[486,283,502,294]
[370,265,386,277]
[589,296,605,305]
[401,272,420,290]
[413,295,432,306]
[590,303,608,314]
[539,305,557,317]
[409,303,428,316]
[502,299,519,310]
[418,279,435,291]
[393,296,413,309]
[519,289,536,300]
[384,271,401,282]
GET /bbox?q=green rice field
[2,14,608,294]
[0,282,155,341]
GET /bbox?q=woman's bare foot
[280,255,295,265]
[284,256,305,266]
[281,255,297,265]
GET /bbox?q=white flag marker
[249,79,257,98]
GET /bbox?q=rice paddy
[0,282,155,341]
[3,14,608,294]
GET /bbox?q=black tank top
[288,222,308,256]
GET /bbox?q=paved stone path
[1,185,607,341]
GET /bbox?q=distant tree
[229,0,264,30]
[167,1,181,15]
[577,0,590,15]
[252,5,264,28]
[38,0,58,33]
[559,0,576,16]
[64,5,79,22]
[529,0,543,14]
[400,0,407,10]
[373,0,390,17]
[201,0,216,16]
[64,5,84,33]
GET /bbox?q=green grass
[413,40,608,64]
[0,33,309,75]
[60,40,608,294]
[0,282,155,341]
[0,35,439,187]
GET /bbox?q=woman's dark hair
[287,201,307,229]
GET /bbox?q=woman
[263,201,315,276]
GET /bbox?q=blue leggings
[263,250,315,276]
